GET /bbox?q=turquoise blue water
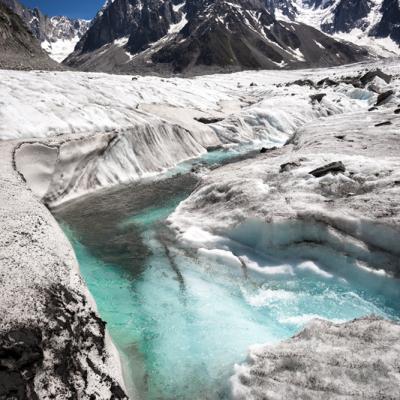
[56,150,400,400]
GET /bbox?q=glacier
[1,58,400,399]
[1,60,394,206]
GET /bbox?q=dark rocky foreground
[0,285,127,400]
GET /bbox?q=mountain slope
[0,3,62,70]
[64,0,369,75]
[0,0,90,61]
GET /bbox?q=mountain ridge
[64,0,370,75]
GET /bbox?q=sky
[20,0,105,19]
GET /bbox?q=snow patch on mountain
[41,37,81,63]
[281,0,400,55]
[40,16,90,62]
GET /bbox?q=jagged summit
[0,0,90,62]
[64,0,369,75]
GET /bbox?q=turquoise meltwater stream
[55,150,400,400]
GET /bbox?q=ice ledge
[0,140,128,399]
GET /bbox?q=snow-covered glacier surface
[166,67,400,397]
[1,60,394,206]
[3,60,400,398]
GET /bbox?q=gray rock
[375,90,394,106]
[360,68,392,85]
[280,161,300,172]
[310,93,326,103]
[309,161,346,177]
[375,120,392,126]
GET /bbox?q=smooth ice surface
[57,164,400,400]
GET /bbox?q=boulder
[310,93,326,103]
[375,121,392,127]
[195,117,224,124]
[309,161,346,177]
[280,161,300,173]
[260,147,278,154]
[289,79,315,87]
[360,69,392,86]
[317,78,337,87]
[375,90,394,106]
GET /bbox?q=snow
[114,36,130,46]
[167,12,188,35]
[40,17,90,62]
[169,72,400,284]
[1,60,398,205]
[335,29,400,57]
[1,51,400,399]
[42,37,81,63]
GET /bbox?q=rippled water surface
[55,151,400,400]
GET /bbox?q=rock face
[64,0,369,74]
[370,0,400,44]
[76,0,178,55]
[0,3,62,70]
[319,0,372,34]
[0,0,90,61]
[231,317,400,400]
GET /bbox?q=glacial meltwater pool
[54,150,400,400]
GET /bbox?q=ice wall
[15,120,208,205]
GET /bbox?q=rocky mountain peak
[65,0,369,74]
[0,0,90,61]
